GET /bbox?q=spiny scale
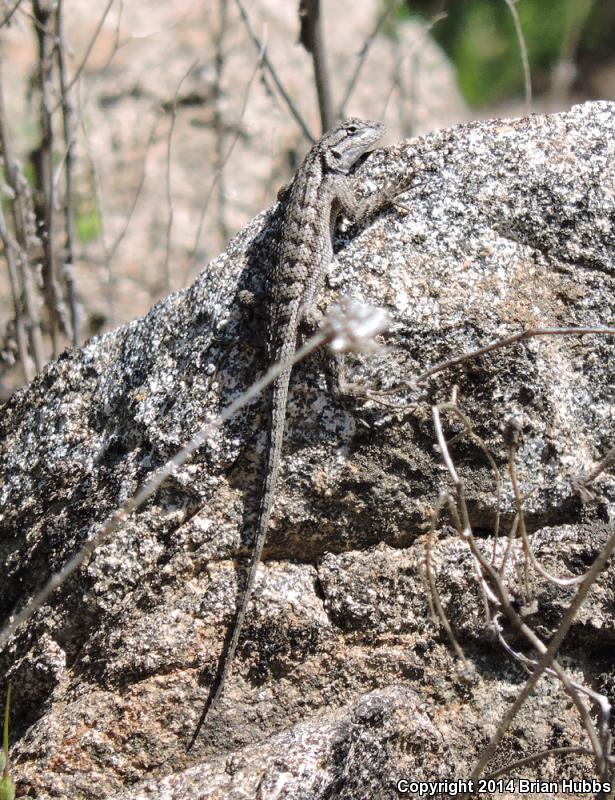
[190,118,399,745]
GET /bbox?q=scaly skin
[191,118,402,745]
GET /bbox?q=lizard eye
[346,124,358,134]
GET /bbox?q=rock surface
[1,101,614,799]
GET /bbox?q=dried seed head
[325,296,390,353]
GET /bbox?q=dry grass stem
[503,0,532,113]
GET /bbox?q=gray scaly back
[191,118,392,745]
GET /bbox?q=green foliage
[405,0,605,107]
[0,685,15,800]
[0,765,15,799]
[76,205,102,245]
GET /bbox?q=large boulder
[1,101,614,799]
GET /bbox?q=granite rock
[1,101,614,799]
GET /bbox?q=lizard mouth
[355,149,378,167]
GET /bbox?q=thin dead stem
[416,327,615,386]
[163,60,199,294]
[0,328,330,650]
[424,493,471,673]
[493,609,612,763]
[0,204,32,380]
[299,0,334,131]
[437,401,503,550]
[56,0,78,347]
[234,0,313,143]
[379,11,447,124]
[50,0,116,115]
[110,115,161,264]
[340,0,400,118]
[0,0,23,28]
[573,443,615,499]
[188,38,264,275]
[76,80,114,325]
[0,57,45,372]
[502,0,532,114]
[507,438,591,588]
[431,403,614,784]
[33,0,66,357]
[213,0,230,245]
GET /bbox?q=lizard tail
[188,364,291,748]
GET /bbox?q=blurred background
[0,0,612,396]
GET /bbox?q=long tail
[189,362,291,747]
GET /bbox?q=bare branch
[163,60,199,294]
[50,0,116,115]
[379,11,447,124]
[188,34,264,276]
[0,203,32,380]
[0,0,24,28]
[0,57,45,372]
[424,492,472,674]
[340,0,400,118]
[492,610,612,768]
[76,81,115,326]
[437,401,503,553]
[234,0,314,142]
[431,405,610,783]
[507,433,591,588]
[299,0,334,131]
[108,115,161,262]
[572,443,615,500]
[55,0,78,347]
[465,516,614,784]
[416,326,615,386]
[212,0,230,246]
[32,0,67,357]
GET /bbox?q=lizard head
[322,118,385,174]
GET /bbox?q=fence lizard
[191,118,405,744]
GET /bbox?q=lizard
[190,118,405,745]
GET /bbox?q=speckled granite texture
[1,101,614,799]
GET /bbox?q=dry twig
[234,0,313,142]
[163,60,199,293]
[416,326,615,386]
[299,0,334,131]
[340,0,400,118]
[429,404,613,785]
[32,0,66,356]
[188,36,265,275]
[55,0,78,346]
[502,0,532,114]
[0,58,45,373]
[0,0,23,28]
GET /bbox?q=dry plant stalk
[0,59,45,379]
[0,299,387,651]
[299,0,334,131]
[423,338,615,790]
[502,0,532,114]
[0,0,85,379]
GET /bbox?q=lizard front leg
[320,175,408,397]
[334,174,411,223]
